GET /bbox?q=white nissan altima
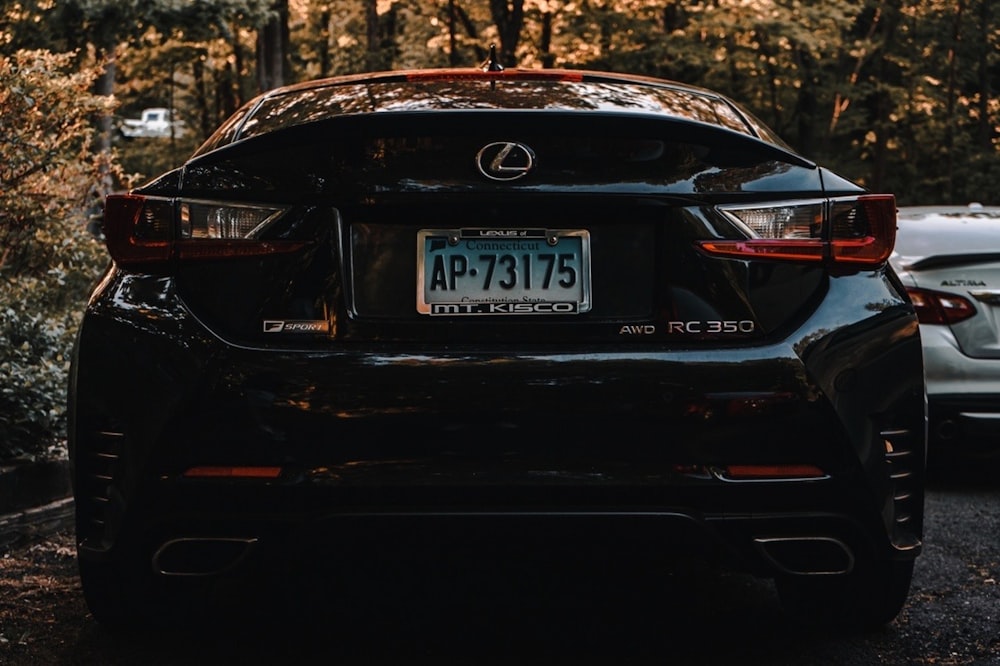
[891,203,1000,467]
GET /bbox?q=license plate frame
[417,228,591,316]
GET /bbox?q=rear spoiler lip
[188,109,816,171]
[904,253,1000,272]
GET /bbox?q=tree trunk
[540,12,554,68]
[319,7,332,77]
[230,19,246,110]
[92,48,116,196]
[192,54,211,141]
[943,0,966,202]
[452,2,486,64]
[976,0,992,150]
[489,0,524,67]
[794,46,818,156]
[449,0,458,66]
[870,1,903,194]
[365,0,379,70]
[256,0,290,92]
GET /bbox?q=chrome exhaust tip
[936,418,958,441]
[153,537,258,577]
[753,536,854,576]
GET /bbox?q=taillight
[700,194,897,266]
[103,194,307,268]
[905,287,977,325]
[103,194,173,264]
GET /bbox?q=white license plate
[417,228,591,315]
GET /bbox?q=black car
[69,61,926,631]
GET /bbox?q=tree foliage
[0,49,121,460]
[56,0,994,204]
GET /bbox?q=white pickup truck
[119,107,186,139]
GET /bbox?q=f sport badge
[262,320,330,334]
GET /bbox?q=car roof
[897,203,1000,218]
[892,203,1000,267]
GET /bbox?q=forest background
[0,0,997,461]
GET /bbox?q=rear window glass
[230,80,757,144]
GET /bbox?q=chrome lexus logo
[475,142,535,181]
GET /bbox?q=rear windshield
[197,79,763,155]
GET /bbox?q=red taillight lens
[103,194,306,268]
[828,194,897,264]
[700,194,897,266]
[905,287,977,325]
[103,194,174,265]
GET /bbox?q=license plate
[417,228,591,315]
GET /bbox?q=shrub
[0,49,119,462]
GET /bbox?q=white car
[891,203,1000,466]
[119,107,186,139]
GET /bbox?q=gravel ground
[0,480,998,665]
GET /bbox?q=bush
[0,50,119,462]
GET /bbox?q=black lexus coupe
[69,61,927,631]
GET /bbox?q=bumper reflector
[183,466,283,479]
[720,464,827,480]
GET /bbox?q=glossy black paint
[70,265,924,577]
[168,118,847,346]
[69,68,925,630]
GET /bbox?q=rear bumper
[920,324,1000,396]
[69,274,927,584]
[918,324,1000,458]
[80,480,915,583]
[928,394,1000,459]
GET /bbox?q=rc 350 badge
[667,320,755,334]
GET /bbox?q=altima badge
[476,142,535,181]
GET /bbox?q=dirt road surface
[1,479,998,665]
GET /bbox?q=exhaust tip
[153,537,257,577]
[936,419,958,441]
[753,536,854,576]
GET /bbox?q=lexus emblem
[475,142,535,181]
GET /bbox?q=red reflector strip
[697,239,826,262]
[174,240,308,260]
[829,236,884,264]
[183,466,282,479]
[722,464,826,480]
